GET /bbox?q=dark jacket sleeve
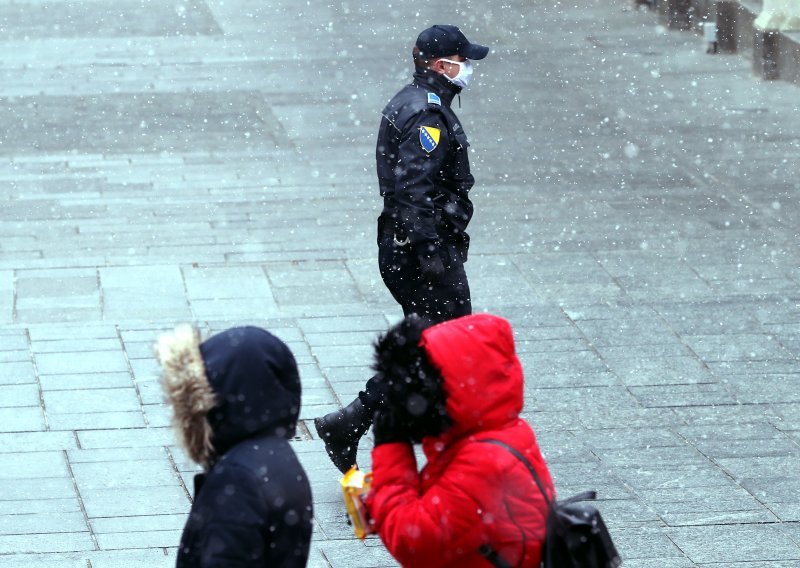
[190,465,268,567]
[394,109,450,253]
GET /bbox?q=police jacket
[159,326,313,568]
[377,68,475,254]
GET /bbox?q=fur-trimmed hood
[157,325,301,470]
[371,313,523,449]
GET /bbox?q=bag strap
[477,439,553,508]
[478,544,513,568]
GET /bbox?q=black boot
[314,398,372,473]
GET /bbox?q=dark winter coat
[367,314,553,568]
[376,67,475,253]
[157,326,313,568]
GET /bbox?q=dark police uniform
[313,27,489,475]
[376,67,474,324]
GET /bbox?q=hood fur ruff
[156,325,216,470]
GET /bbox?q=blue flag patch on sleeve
[427,92,441,105]
[419,126,441,153]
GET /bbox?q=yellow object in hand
[340,466,374,539]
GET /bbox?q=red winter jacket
[367,314,554,568]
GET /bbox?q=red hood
[420,314,524,446]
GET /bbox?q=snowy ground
[1,0,799,566]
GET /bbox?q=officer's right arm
[393,110,449,254]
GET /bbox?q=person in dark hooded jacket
[365,313,553,568]
[156,325,313,568]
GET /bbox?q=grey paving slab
[311,344,375,370]
[14,306,104,324]
[0,406,46,431]
[182,265,275,300]
[0,383,41,407]
[519,349,610,374]
[0,271,13,324]
[0,531,96,554]
[190,297,281,320]
[1,478,78,504]
[682,333,796,362]
[0,451,69,479]
[76,427,174,450]
[66,446,169,463]
[94,529,184,550]
[621,560,695,568]
[0,332,28,352]
[0,1,221,40]
[80,485,189,518]
[136,380,168,405]
[27,323,118,342]
[31,337,122,354]
[143,403,173,428]
[725,373,800,404]
[71,460,178,491]
[575,318,680,348]
[39,372,133,391]
[524,369,620,389]
[43,387,141,414]
[47,411,147,431]
[653,477,763,517]
[629,383,737,407]
[604,354,716,386]
[613,462,739,492]
[127,357,161,382]
[668,523,800,564]
[298,315,390,334]
[100,265,191,320]
[35,351,129,376]
[90,513,186,534]
[673,403,783,426]
[0,511,88,535]
[609,526,688,561]
[3,549,177,568]
[1,0,800,564]
[575,406,686,430]
[680,422,799,459]
[0,361,34,386]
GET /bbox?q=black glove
[372,407,411,446]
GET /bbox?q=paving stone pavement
[1,0,799,566]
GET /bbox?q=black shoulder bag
[477,439,622,568]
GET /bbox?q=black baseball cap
[415,25,489,60]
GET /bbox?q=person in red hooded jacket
[366,313,554,568]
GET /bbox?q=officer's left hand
[418,253,445,281]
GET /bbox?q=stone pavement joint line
[1,0,799,566]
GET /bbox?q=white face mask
[440,58,473,89]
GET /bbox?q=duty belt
[379,216,411,246]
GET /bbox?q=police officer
[315,25,490,473]
[375,24,488,324]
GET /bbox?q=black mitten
[372,407,410,446]
[371,315,452,444]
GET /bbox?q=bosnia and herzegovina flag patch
[419,126,441,153]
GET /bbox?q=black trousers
[358,233,472,410]
[378,233,471,324]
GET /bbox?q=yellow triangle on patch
[419,126,441,153]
